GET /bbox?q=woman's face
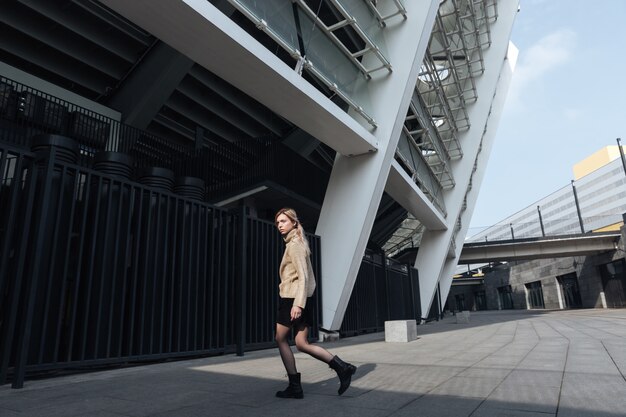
[276,213,295,235]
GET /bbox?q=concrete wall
[448,249,625,311]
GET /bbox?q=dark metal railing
[340,250,420,337]
[0,75,193,168]
[0,140,321,388]
[1,75,328,208]
[187,140,330,205]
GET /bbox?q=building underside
[0,0,518,329]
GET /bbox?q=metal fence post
[12,148,56,388]
[0,151,38,386]
[236,206,247,356]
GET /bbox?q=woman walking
[274,207,357,399]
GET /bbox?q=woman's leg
[295,325,357,396]
[275,323,297,374]
[293,325,333,363]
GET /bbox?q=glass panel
[229,0,374,121]
[231,0,300,53]
[297,11,372,114]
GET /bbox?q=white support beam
[438,43,519,306]
[385,160,447,231]
[99,0,378,156]
[415,1,520,319]
[316,1,440,330]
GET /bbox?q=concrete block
[385,320,417,342]
[318,329,340,342]
[456,310,470,324]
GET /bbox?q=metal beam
[106,41,194,130]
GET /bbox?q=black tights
[275,323,334,374]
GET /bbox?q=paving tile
[483,384,560,414]
[471,405,556,417]
[4,310,626,417]
[500,369,562,388]
[0,407,20,417]
[428,376,502,398]
[561,374,626,398]
[388,394,483,417]
[557,394,626,417]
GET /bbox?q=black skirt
[277,297,314,328]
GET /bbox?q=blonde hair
[275,207,310,255]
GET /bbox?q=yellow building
[573,145,626,232]
[573,145,626,180]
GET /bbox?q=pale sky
[469,0,626,235]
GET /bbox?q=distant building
[448,145,626,312]
[469,145,626,242]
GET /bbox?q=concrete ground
[2,309,626,417]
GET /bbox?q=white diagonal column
[316,1,440,330]
[438,43,519,307]
[415,1,520,319]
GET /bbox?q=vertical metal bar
[292,2,307,57]
[177,198,187,352]
[167,198,179,353]
[0,154,37,386]
[127,187,145,356]
[617,138,626,177]
[67,172,92,361]
[12,150,56,388]
[94,177,114,359]
[185,201,193,351]
[138,190,155,355]
[148,192,163,355]
[38,164,70,364]
[200,207,209,349]
[53,167,80,362]
[117,185,136,357]
[79,176,104,360]
[106,178,126,358]
[383,255,390,321]
[235,206,247,356]
[227,211,235,349]
[254,220,260,344]
[209,208,217,349]
[193,203,201,350]
[571,180,585,233]
[0,152,25,307]
[221,209,229,349]
[158,196,172,354]
[537,205,546,237]
[436,282,442,321]
[509,223,515,240]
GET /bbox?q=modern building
[449,145,626,312]
[468,145,626,242]
[0,0,518,386]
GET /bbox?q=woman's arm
[289,242,309,309]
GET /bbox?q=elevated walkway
[2,309,626,416]
[458,231,621,264]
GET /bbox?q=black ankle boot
[329,356,357,395]
[275,372,304,399]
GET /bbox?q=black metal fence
[0,75,193,167]
[0,72,421,388]
[340,251,420,337]
[0,141,321,389]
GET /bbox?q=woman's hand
[290,306,302,321]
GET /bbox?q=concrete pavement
[2,309,626,417]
